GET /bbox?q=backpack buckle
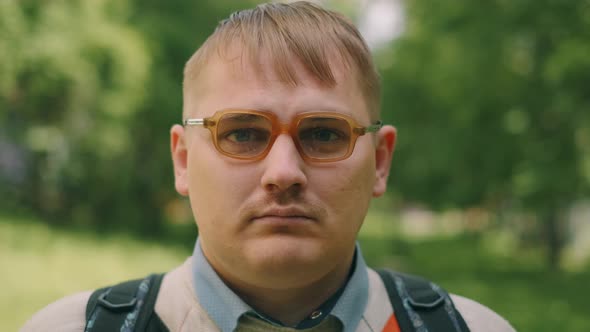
[407,292,444,309]
[97,292,137,312]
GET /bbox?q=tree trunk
[544,209,562,270]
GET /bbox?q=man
[22,2,515,331]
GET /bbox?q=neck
[221,253,354,327]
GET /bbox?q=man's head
[171,1,396,293]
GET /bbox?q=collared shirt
[192,238,369,332]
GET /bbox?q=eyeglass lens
[217,113,273,157]
[215,113,352,159]
[297,117,351,159]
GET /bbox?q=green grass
[3,213,590,331]
[1,216,188,331]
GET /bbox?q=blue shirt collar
[192,238,369,332]
[331,247,369,332]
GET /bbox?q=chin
[245,236,329,274]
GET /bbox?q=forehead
[184,48,369,121]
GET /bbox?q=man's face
[171,52,395,289]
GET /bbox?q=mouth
[250,207,315,223]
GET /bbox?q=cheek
[315,154,376,229]
[186,145,255,226]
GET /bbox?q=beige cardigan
[21,258,515,332]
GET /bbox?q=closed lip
[251,207,315,222]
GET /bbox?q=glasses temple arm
[183,118,206,126]
[363,121,383,134]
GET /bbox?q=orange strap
[382,314,401,332]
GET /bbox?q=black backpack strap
[85,273,168,332]
[377,269,470,332]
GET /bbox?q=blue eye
[227,129,253,142]
[299,128,343,143]
[311,128,340,142]
[223,128,270,145]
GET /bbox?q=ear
[171,124,189,196]
[372,125,397,197]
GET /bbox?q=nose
[260,134,308,194]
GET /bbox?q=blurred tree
[1,0,150,229]
[380,0,590,268]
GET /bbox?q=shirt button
[310,310,322,320]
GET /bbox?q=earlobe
[171,124,189,196]
[372,125,397,197]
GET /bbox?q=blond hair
[183,1,381,119]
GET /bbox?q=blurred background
[1,0,589,330]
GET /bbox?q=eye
[314,128,340,141]
[226,129,253,142]
[301,128,344,142]
[223,128,268,143]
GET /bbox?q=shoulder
[155,257,219,330]
[450,294,516,332]
[19,290,92,332]
[366,268,516,332]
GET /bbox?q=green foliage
[382,0,590,209]
[380,1,590,266]
[1,0,151,231]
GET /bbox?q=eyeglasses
[183,109,382,162]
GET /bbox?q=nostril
[260,161,307,193]
[262,170,306,192]
[264,183,303,203]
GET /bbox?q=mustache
[240,190,325,221]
